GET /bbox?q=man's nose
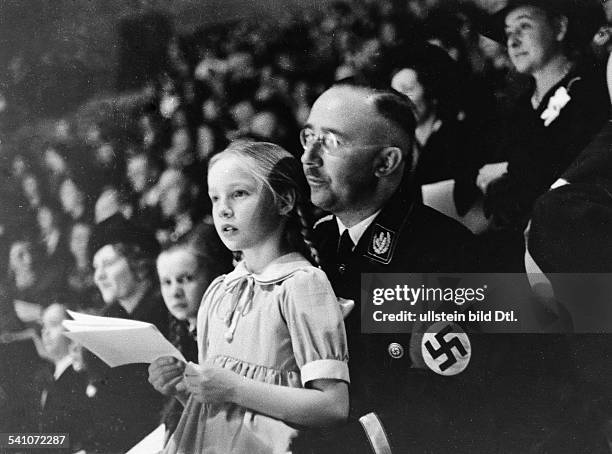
[300,142,323,166]
[507,31,520,48]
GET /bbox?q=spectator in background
[58,177,90,224]
[38,303,91,452]
[20,172,44,212]
[93,186,132,224]
[390,44,482,214]
[125,152,164,224]
[557,14,612,186]
[36,204,70,276]
[41,144,70,197]
[138,111,168,157]
[126,152,161,200]
[248,99,302,157]
[194,122,226,164]
[83,214,168,453]
[10,154,29,180]
[65,222,101,311]
[164,127,195,169]
[229,97,256,135]
[477,0,609,271]
[526,179,612,452]
[155,168,204,245]
[6,235,65,315]
[1,234,58,434]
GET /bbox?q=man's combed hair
[333,80,416,159]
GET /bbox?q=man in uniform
[300,82,490,452]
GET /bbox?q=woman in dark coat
[478,0,609,270]
[82,214,169,453]
[391,44,483,215]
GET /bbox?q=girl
[150,140,349,453]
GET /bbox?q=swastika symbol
[424,325,468,372]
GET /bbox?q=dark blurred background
[0,0,338,121]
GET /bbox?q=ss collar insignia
[366,223,396,265]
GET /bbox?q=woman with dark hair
[82,214,169,453]
[391,44,482,214]
[478,0,609,270]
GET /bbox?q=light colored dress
[163,252,349,454]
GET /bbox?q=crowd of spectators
[0,0,611,451]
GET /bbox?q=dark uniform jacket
[311,185,495,452]
[309,184,582,453]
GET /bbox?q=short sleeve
[280,268,349,386]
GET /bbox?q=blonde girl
[150,140,349,453]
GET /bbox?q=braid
[295,205,321,268]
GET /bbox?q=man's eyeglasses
[299,127,394,155]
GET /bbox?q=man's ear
[374,147,403,177]
[278,190,296,216]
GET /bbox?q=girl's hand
[148,356,186,396]
[183,362,242,404]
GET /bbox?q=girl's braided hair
[208,140,320,267]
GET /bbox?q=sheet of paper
[63,312,185,367]
[125,424,166,454]
[67,310,150,326]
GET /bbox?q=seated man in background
[38,303,90,452]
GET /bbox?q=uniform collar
[357,183,416,265]
[223,252,313,287]
[336,210,381,248]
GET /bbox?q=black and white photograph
[1,0,611,452]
